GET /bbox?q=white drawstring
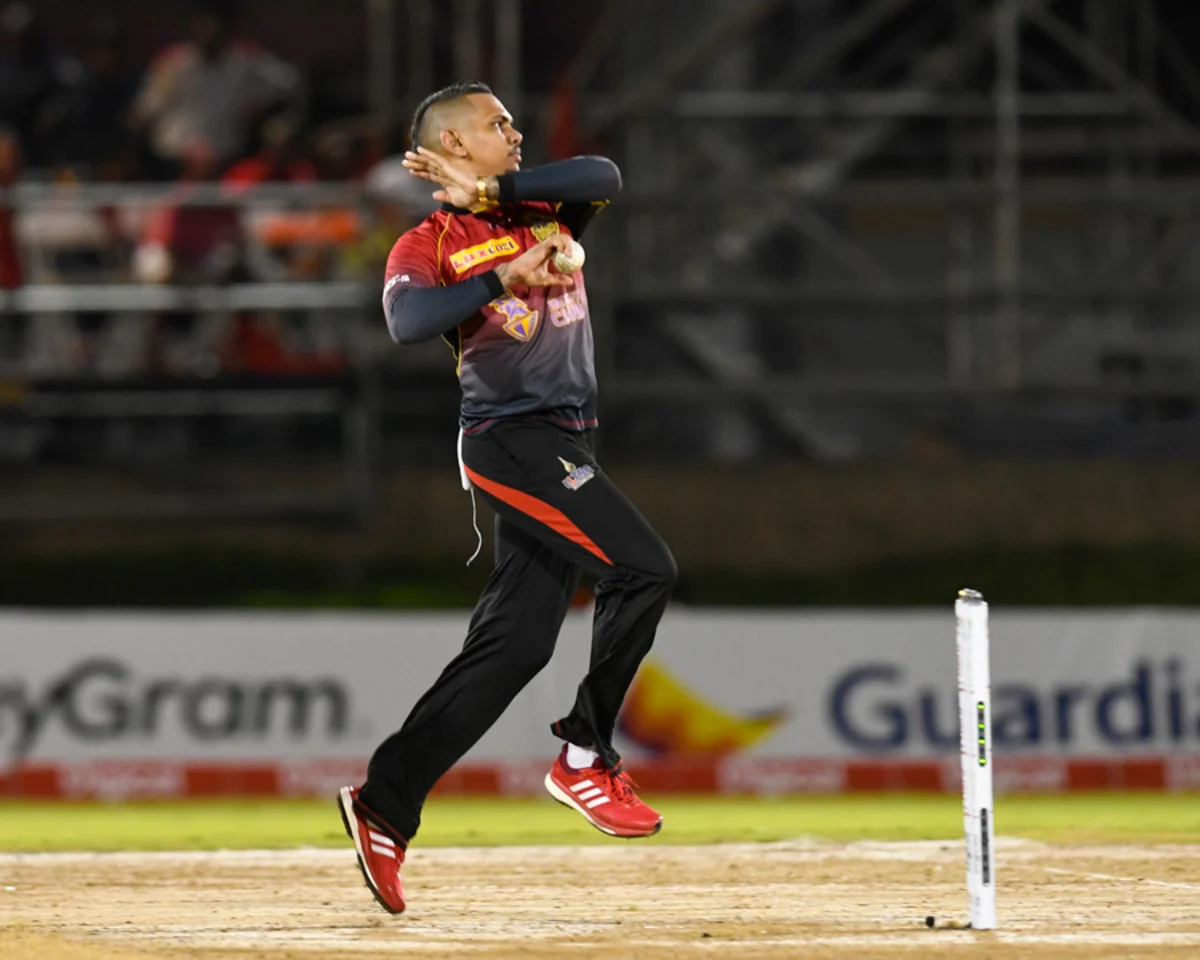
[466,487,483,566]
[457,428,483,566]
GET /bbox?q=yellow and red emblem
[617,659,788,755]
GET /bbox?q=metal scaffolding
[567,0,1200,460]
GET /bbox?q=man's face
[190,13,229,59]
[447,94,522,177]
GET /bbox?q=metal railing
[5,166,1200,526]
[0,181,380,522]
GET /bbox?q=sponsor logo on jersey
[558,456,596,491]
[548,290,588,328]
[489,293,540,341]
[449,236,520,273]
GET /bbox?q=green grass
[2,794,1199,852]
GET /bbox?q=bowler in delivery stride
[337,82,677,915]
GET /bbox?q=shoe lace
[602,763,638,804]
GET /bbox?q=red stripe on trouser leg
[463,465,613,566]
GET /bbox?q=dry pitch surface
[3,840,1200,959]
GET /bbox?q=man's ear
[439,128,467,158]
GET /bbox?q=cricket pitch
[4,839,1200,959]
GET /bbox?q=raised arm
[493,156,621,204]
[403,149,621,209]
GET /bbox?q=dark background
[4,0,1200,607]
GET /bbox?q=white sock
[566,744,598,770]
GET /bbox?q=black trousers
[359,417,677,842]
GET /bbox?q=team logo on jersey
[449,236,520,273]
[558,456,596,491]
[529,219,560,242]
[490,293,540,341]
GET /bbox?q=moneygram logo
[0,658,351,761]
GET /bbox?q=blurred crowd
[0,0,402,184]
[0,0,438,379]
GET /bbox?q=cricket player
[337,82,677,915]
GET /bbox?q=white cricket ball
[553,238,586,274]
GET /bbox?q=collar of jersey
[441,201,505,215]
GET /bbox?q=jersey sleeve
[381,225,504,345]
[383,227,443,298]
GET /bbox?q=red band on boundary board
[2,755,1191,801]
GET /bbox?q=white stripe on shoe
[569,780,595,793]
[545,773,662,839]
[370,843,396,858]
[545,774,618,837]
[369,831,395,847]
[577,787,604,801]
[339,788,381,890]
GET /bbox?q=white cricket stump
[956,587,996,930]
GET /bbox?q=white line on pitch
[1044,866,1200,892]
[628,933,1200,948]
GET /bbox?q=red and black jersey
[381,156,619,435]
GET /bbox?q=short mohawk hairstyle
[410,81,493,151]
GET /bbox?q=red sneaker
[337,786,406,915]
[544,747,662,838]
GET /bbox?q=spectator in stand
[362,141,440,223]
[341,152,436,284]
[310,127,357,182]
[222,115,316,190]
[134,141,245,287]
[226,114,334,287]
[221,116,352,376]
[0,3,74,168]
[132,141,248,374]
[130,0,301,178]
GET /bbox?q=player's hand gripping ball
[553,238,586,274]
